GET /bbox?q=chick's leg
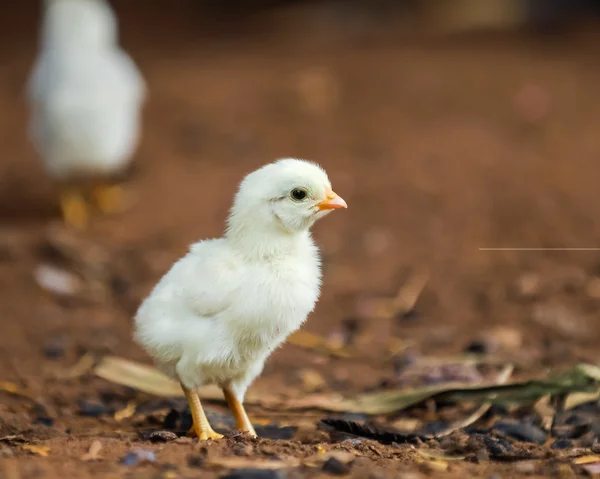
[223,385,257,437]
[59,187,89,230]
[181,384,223,440]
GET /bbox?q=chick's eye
[291,188,307,201]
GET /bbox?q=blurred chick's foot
[92,184,128,214]
[60,189,89,230]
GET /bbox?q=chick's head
[228,158,347,236]
[42,0,117,49]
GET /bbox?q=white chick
[134,159,347,440]
[27,0,146,229]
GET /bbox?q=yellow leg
[181,384,223,441]
[59,188,89,230]
[223,386,257,437]
[92,184,128,215]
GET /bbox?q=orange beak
[316,189,348,211]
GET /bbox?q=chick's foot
[223,386,257,437]
[181,383,223,441]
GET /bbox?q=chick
[27,0,146,229]
[134,159,347,440]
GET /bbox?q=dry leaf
[574,455,600,465]
[354,269,428,321]
[0,435,28,445]
[534,394,555,431]
[114,401,137,422]
[93,357,267,405]
[55,353,97,379]
[415,453,449,472]
[94,356,185,397]
[416,449,465,461]
[393,268,429,315]
[81,440,103,461]
[94,357,600,418]
[284,363,598,414]
[288,330,357,358]
[391,418,422,432]
[0,382,39,406]
[433,364,513,438]
[564,391,600,410]
[386,338,414,357]
[21,444,50,456]
[0,382,22,395]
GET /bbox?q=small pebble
[469,434,516,458]
[163,409,180,430]
[551,439,573,449]
[78,399,112,418]
[121,448,156,466]
[399,309,420,322]
[187,455,206,468]
[322,457,351,475]
[464,340,490,355]
[42,334,69,359]
[494,422,547,445]
[141,430,178,443]
[33,417,54,427]
[34,263,82,296]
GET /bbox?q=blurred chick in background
[27,0,146,229]
[134,159,347,440]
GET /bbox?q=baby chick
[27,0,146,229]
[134,159,347,440]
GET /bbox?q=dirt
[2,2,600,478]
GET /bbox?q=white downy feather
[27,0,146,180]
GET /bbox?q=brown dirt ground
[2,2,600,478]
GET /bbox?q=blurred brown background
[1,1,600,476]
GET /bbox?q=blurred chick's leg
[60,188,88,230]
[181,384,223,441]
[223,386,257,437]
[92,183,127,215]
